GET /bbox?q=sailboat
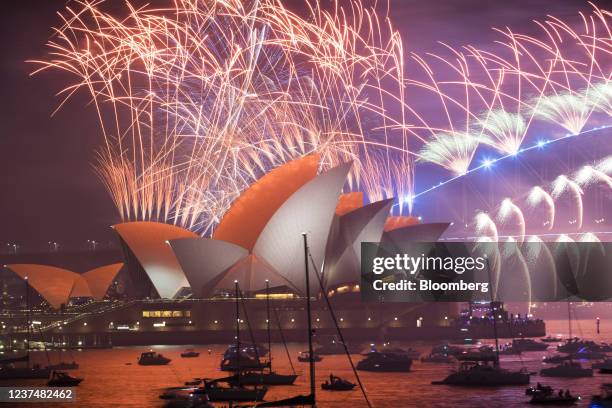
[238,233,318,407]
[161,281,267,403]
[432,259,530,386]
[211,281,268,400]
[221,281,297,386]
[540,300,592,378]
[0,277,51,379]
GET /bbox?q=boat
[220,296,269,371]
[221,355,270,371]
[450,338,480,345]
[373,346,420,359]
[456,345,497,362]
[356,351,412,372]
[159,386,214,408]
[0,353,29,365]
[223,344,268,360]
[556,338,607,353]
[569,350,607,360]
[234,234,323,407]
[138,351,171,365]
[432,260,530,387]
[197,381,267,402]
[211,281,270,400]
[420,353,455,363]
[181,350,200,358]
[526,384,553,396]
[543,354,571,364]
[47,370,83,387]
[529,392,579,405]
[321,375,356,391]
[541,336,562,343]
[219,371,297,386]
[540,361,593,377]
[0,280,52,379]
[298,351,322,362]
[499,344,522,355]
[0,365,51,379]
[593,359,612,373]
[221,281,297,386]
[431,343,464,356]
[432,361,530,386]
[591,383,612,406]
[48,361,79,370]
[512,338,548,351]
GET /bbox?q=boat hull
[138,359,171,366]
[203,388,267,402]
[321,382,356,391]
[48,378,83,387]
[227,373,298,386]
[0,367,51,379]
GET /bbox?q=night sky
[0,0,599,251]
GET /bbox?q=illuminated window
[142,310,191,318]
[254,293,295,300]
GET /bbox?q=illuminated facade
[5,263,122,309]
[112,221,197,299]
[171,159,352,297]
[323,198,394,290]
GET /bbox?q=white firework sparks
[526,186,555,230]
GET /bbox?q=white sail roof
[324,199,393,289]
[253,163,352,295]
[113,221,197,298]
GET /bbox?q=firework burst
[32,0,414,232]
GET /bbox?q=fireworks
[587,82,612,115]
[527,186,555,230]
[498,198,526,242]
[472,154,612,244]
[417,132,480,175]
[33,0,412,232]
[575,165,612,189]
[551,175,584,229]
[474,212,499,242]
[531,92,593,135]
[33,0,611,232]
[412,3,611,173]
[478,111,527,156]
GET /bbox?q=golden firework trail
[32,0,413,232]
[32,1,610,230]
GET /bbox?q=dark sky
[0,0,599,250]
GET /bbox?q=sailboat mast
[485,259,500,367]
[235,280,240,382]
[266,279,272,373]
[25,276,30,367]
[567,299,572,339]
[302,233,316,404]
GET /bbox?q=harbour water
[1,319,609,407]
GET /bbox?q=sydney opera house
[1,155,511,347]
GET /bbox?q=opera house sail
[170,158,352,297]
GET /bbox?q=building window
[142,310,191,318]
